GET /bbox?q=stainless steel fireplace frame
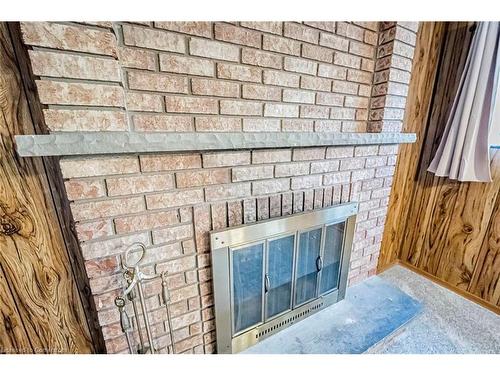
[210,202,358,354]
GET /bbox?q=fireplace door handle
[264,274,270,293]
[316,256,323,272]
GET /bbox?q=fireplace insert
[210,202,357,353]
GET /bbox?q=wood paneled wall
[378,22,500,313]
[0,23,103,353]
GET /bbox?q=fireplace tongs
[114,242,176,354]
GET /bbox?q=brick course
[57,143,405,352]
[21,21,419,354]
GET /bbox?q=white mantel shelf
[15,132,417,157]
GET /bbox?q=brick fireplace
[17,21,419,353]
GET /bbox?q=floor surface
[367,265,500,354]
[243,265,500,354]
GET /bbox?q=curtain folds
[428,22,500,182]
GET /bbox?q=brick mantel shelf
[15,131,416,157]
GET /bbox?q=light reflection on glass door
[294,228,322,306]
[265,235,294,319]
[320,222,344,295]
[232,243,264,334]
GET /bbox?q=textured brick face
[21,21,419,354]
[23,21,417,134]
[21,22,117,56]
[61,145,401,353]
[36,81,124,107]
[123,25,186,53]
[29,50,121,82]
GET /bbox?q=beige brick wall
[20,21,419,353]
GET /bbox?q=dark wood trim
[6,22,106,353]
[376,260,399,275]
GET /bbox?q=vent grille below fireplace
[255,300,324,339]
[210,202,357,354]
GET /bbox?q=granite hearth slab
[15,132,417,157]
[242,275,422,354]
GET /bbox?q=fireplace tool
[113,242,176,354]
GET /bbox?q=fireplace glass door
[319,222,345,295]
[265,235,295,319]
[211,202,358,353]
[231,243,264,334]
[294,227,322,306]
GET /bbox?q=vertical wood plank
[0,23,94,353]
[400,23,474,268]
[378,22,447,269]
[0,267,32,353]
[468,172,500,305]
[8,22,106,351]
[435,152,500,289]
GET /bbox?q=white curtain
[428,22,500,182]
